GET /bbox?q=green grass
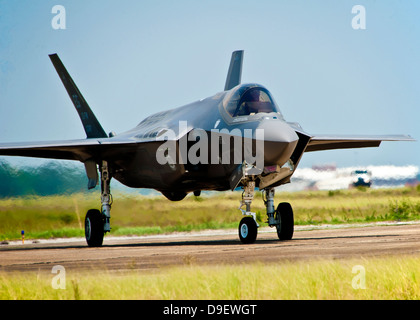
[2,256,420,299]
[1,187,420,241]
[2,188,420,300]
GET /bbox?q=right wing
[0,138,140,162]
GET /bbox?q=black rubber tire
[238,217,258,244]
[85,209,104,247]
[276,202,294,240]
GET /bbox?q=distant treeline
[0,159,87,198]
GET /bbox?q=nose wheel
[239,217,258,244]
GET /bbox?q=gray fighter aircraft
[0,51,414,246]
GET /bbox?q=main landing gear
[238,181,294,244]
[83,162,293,246]
[84,161,112,247]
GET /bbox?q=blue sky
[0,0,419,169]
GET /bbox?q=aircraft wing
[305,134,415,152]
[0,138,140,162]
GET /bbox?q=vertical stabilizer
[224,50,244,91]
[49,53,108,139]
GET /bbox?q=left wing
[288,122,415,153]
[305,134,415,152]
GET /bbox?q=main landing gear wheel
[275,202,294,240]
[85,209,105,247]
[83,160,112,247]
[239,217,258,244]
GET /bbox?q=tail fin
[224,50,244,91]
[49,53,108,139]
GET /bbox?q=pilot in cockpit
[234,87,276,117]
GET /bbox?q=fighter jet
[0,51,414,246]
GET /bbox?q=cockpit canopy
[223,84,283,119]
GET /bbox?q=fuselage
[111,83,300,197]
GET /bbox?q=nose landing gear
[237,181,294,244]
[238,216,258,244]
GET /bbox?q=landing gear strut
[238,181,259,244]
[237,182,294,244]
[85,160,112,247]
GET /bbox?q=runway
[1,222,420,273]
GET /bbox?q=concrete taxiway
[1,222,420,273]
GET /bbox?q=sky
[0,0,419,170]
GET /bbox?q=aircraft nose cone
[257,119,299,166]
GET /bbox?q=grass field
[1,187,420,241]
[1,256,420,299]
[2,187,420,300]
